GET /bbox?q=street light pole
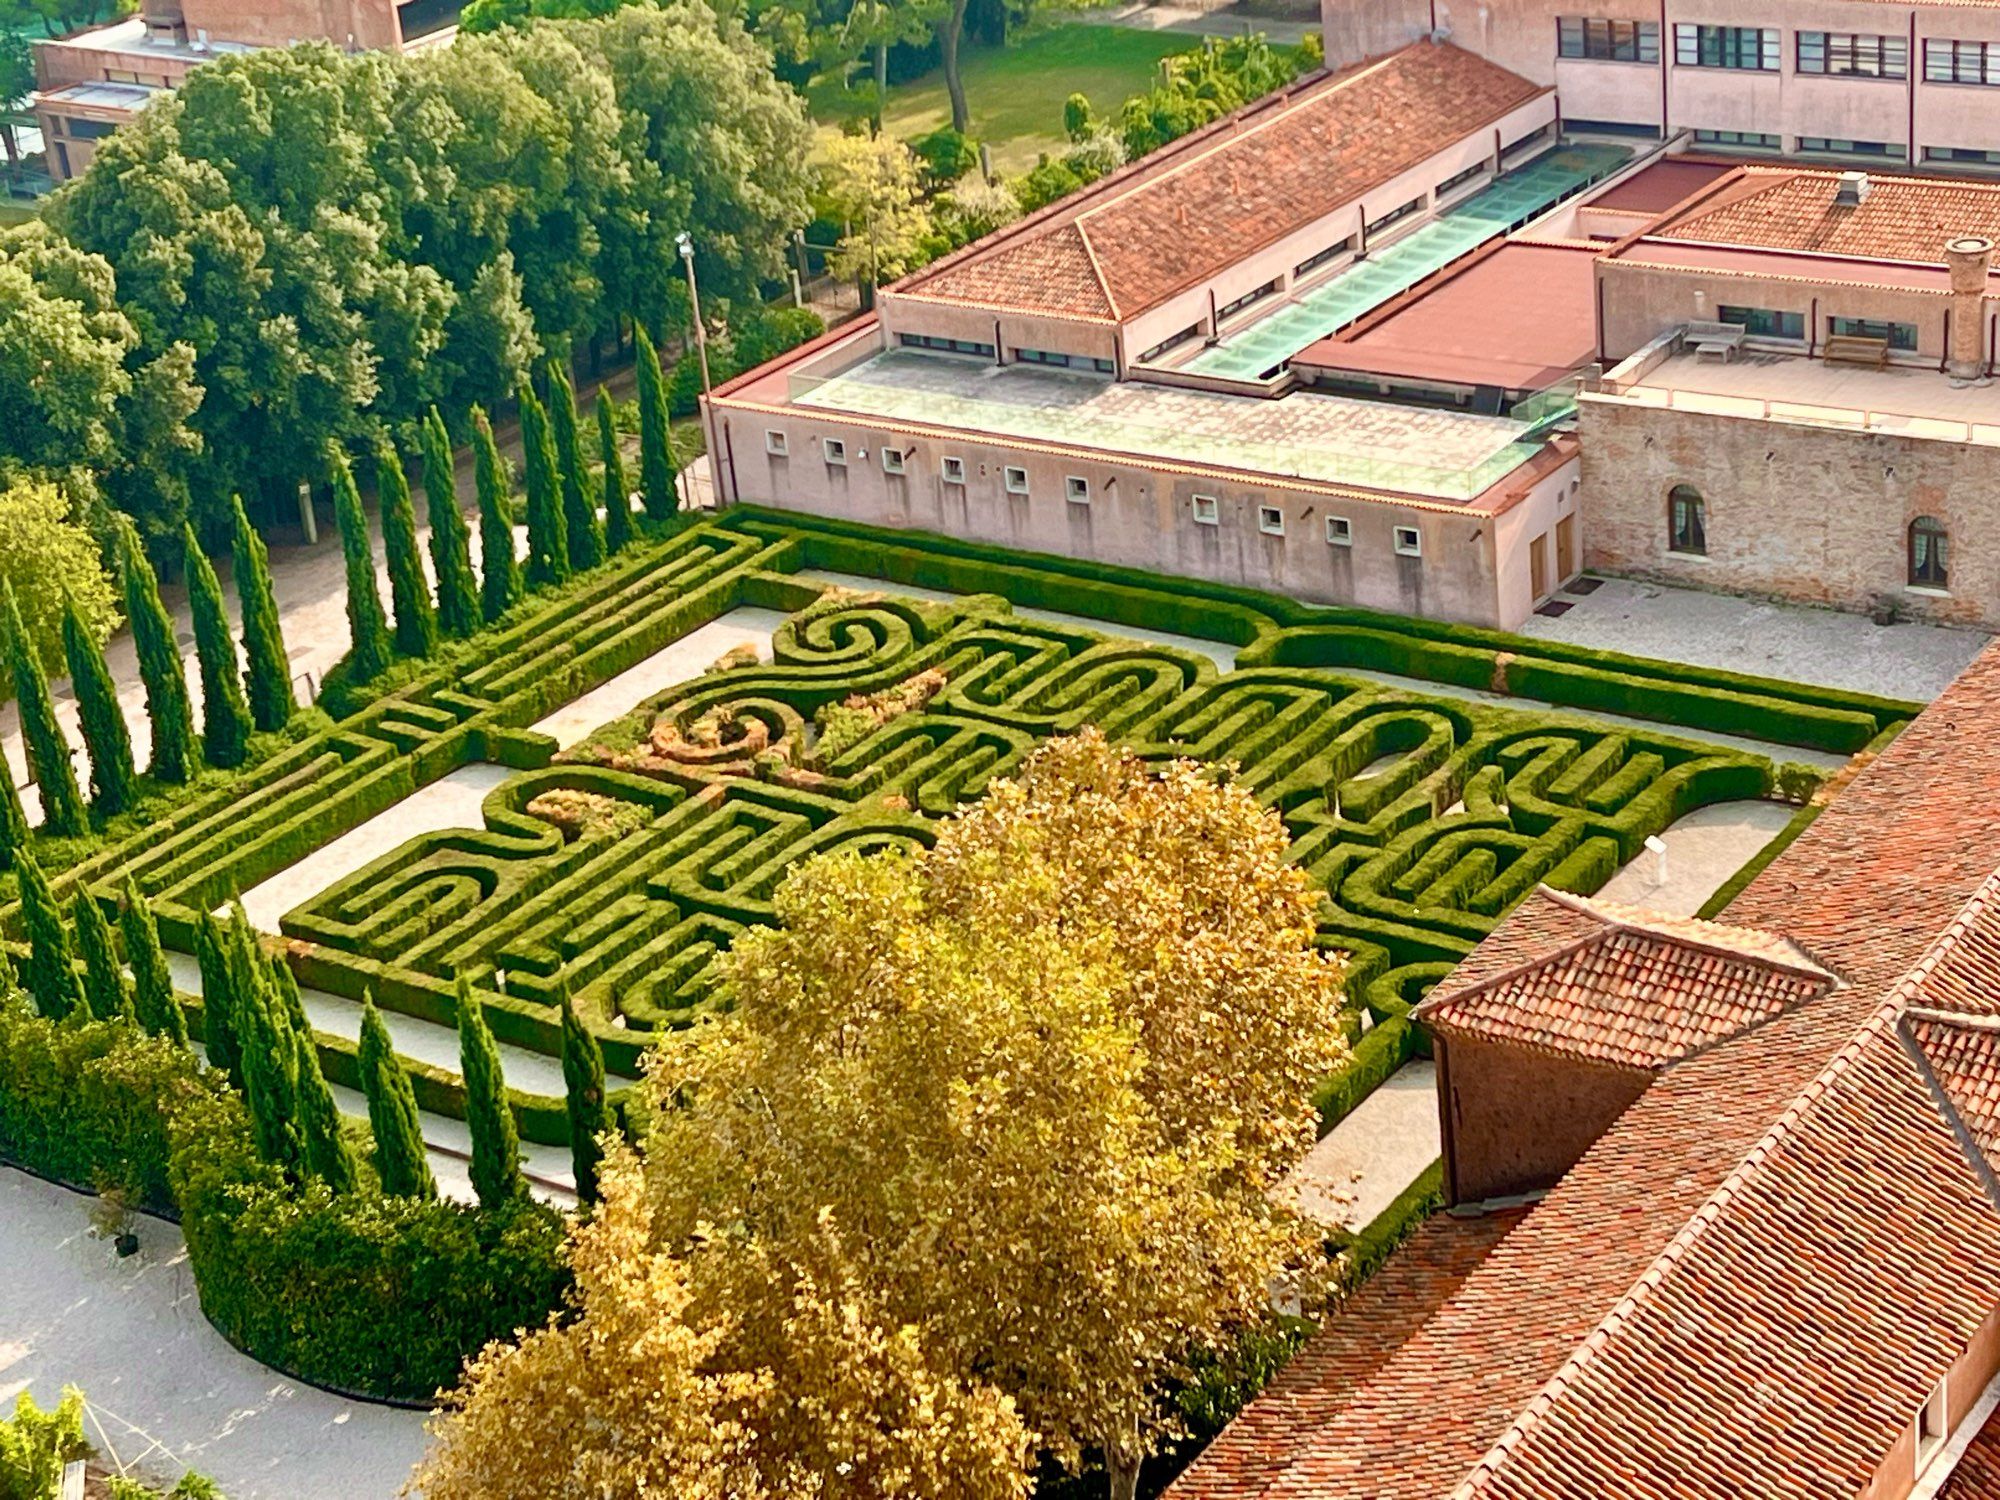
[677,230,720,509]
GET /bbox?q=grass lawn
[806,22,1195,174]
[0,200,39,228]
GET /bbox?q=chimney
[1945,235,1994,382]
[1835,171,1870,207]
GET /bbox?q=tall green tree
[330,446,393,683]
[17,851,82,1021]
[359,992,436,1199]
[516,381,570,590]
[548,365,604,572]
[183,525,253,770]
[61,597,135,821]
[71,889,130,1023]
[4,581,85,838]
[559,992,614,1205]
[634,324,678,523]
[194,908,242,1082]
[115,517,195,786]
[377,440,438,660]
[421,408,480,640]
[471,407,522,624]
[456,973,525,1208]
[231,495,295,734]
[596,390,633,555]
[0,763,25,871]
[287,995,356,1193]
[238,954,305,1177]
[121,877,187,1046]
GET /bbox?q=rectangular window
[1216,280,1281,321]
[764,430,789,457]
[1718,305,1806,340]
[1558,17,1660,62]
[1258,505,1285,536]
[1366,196,1426,235]
[942,456,967,484]
[1797,137,1908,159]
[1191,494,1220,526]
[1294,238,1354,278]
[1926,145,2000,165]
[1830,315,1919,351]
[60,116,117,140]
[822,438,847,466]
[1670,490,1706,555]
[881,446,907,475]
[1437,161,1489,198]
[1326,515,1353,547]
[1926,38,2000,85]
[1138,323,1204,363]
[898,332,998,358]
[1393,526,1422,558]
[1014,348,1115,373]
[1004,466,1030,495]
[1675,24,1779,70]
[1796,31,1907,77]
[1065,475,1091,504]
[1693,129,1782,150]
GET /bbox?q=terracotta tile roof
[1942,1405,2000,1500]
[897,41,1548,323]
[1416,889,1836,1069]
[1165,1207,1527,1500]
[1186,639,2000,1500]
[1651,165,2000,266]
[1908,1008,2000,1167]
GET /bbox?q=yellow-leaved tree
[415,729,1346,1499]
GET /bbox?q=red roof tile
[1650,165,2000,267]
[1942,1404,2000,1500]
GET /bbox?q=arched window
[1668,484,1706,555]
[1910,515,1949,589]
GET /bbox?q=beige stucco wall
[711,402,1550,627]
[1578,392,2000,625]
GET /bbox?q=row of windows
[1567,20,2000,86]
[1715,306,1921,350]
[1798,31,1907,78]
[1667,485,1948,589]
[1365,195,1426,236]
[1216,279,1281,322]
[897,332,995,358]
[1676,25,1780,71]
[1014,347,1114,374]
[1694,128,1781,150]
[1927,39,2000,85]
[1798,137,1907,158]
[1192,498,1421,554]
[1558,18,1658,62]
[1294,237,1354,279]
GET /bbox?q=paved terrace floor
[1626,349,2000,439]
[796,350,1540,500]
[1180,143,1631,381]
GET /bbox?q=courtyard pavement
[1277,1061,1440,1233]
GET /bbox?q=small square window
[1066,475,1091,504]
[1258,505,1285,536]
[1004,466,1030,495]
[1393,526,1422,558]
[1326,515,1353,547]
[765,430,789,457]
[942,456,966,485]
[881,446,906,475]
[823,438,847,466]
[1191,494,1220,526]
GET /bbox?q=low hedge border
[1325,1158,1447,1292]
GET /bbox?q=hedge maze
[29,508,1915,1136]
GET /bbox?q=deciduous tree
[184,525,252,770]
[0,477,119,677]
[231,494,295,733]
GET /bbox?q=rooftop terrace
[790,349,1548,502]
[1177,142,1629,381]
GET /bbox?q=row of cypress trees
[0,506,297,864]
[337,337,681,686]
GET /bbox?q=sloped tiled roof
[1417,889,1836,1069]
[1943,1407,2000,1500]
[1651,166,2000,265]
[896,41,1548,323]
[1908,1008,2000,1167]
[1174,638,2000,1500]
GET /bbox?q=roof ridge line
[1450,864,2000,1500]
[1074,222,1121,322]
[1544,888,1835,982]
[1895,1011,2000,1216]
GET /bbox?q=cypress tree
[559,992,613,1204]
[194,908,241,1082]
[421,408,480,640]
[5,583,85,838]
[231,496,295,734]
[62,599,135,822]
[517,381,570,590]
[596,390,633,555]
[359,992,435,1199]
[549,365,604,572]
[0,750,26,870]
[17,852,82,1021]
[376,440,437,660]
[456,973,524,1208]
[472,407,522,624]
[121,878,186,1046]
[72,890,129,1022]
[330,446,393,683]
[115,518,196,785]
[635,324,678,522]
[183,525,253,771]
[290,1015,355,1193]
[238,956,304,1176]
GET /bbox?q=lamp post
[677,231,719,508]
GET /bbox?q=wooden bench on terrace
[1684,320,1745,363]
[1823,334,1890,368]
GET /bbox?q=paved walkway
[0,1168,429,1500]
[1520,576,1989,703]
[1276,1061,1440,1233]
[529,607,783,749]
[1080,2,1317,44]
[1596,799,1797,917]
